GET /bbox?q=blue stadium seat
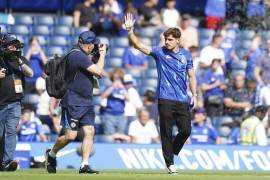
[227,30,237,39]
[231,60,247,71]
[124,69,142,78]
[32,26,51,36]
[15,15,33,25]
[111,37,129,47]
[56,16,73,27]
[49,36,70,46]
[34,16,54,26]
[106,57,122,68]
[73,26,88,35]
[10,25,30,35]
[260,31,270,39]
[93,96,102,106]
[240,30,256,40]
[71,36,78,45]
[148,57,156,68]
[98,36,109,45]
[138,27,159,38]
[199,29,215,39]
[141,38,152,46]
[144,69,158,78]
[199,38,211,49]
[110,47,125,58]
[53,26,71,36]
[238,40,252,49]
[46,46,65,57]
[142,78,158,87]
[35,35,48,46]
[0,24,8,33]
[231,70,246,78]
[15,35,29,45]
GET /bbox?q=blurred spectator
[122,38,148,70]
[128,108,160,144]
[246,0,265,31]
[96,0,123,36]
[124,74,143,131]
[179,14,198,49]
[73,0,97,29]
[17,106,47,142]
[240,105,268,146]
[143,89,159,125]
[101,68,129,136]
[218,20,239,70]
[161,0,180,28]
[224,74,252,121]
[245,35,263,80]
[199,33,225,72]
[246,78,259,106]
[254,38,270,86]
[263,0,270,29]
[49,97,62,140]
[189,46,200,75]
[205,0,226,29]
[25,37,48,93]
[200,59,226,118]
[188,108,221,144]
[138,0,162,27]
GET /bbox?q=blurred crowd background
[1,0,270,146]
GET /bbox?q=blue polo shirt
[201,70,225,98]
[190,123,218,144]
[105,87,126,115]
[122,47,146,67]
[60,46,94,107]
[150,46,193,102]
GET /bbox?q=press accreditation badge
[13,75,23,93]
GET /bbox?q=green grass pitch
[0,169,270,180]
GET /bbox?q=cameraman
[0,35,33,171]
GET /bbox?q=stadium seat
[138,27,159,38]
[56,16,73,27]
[240,30,256,40]
[22,93,39,106]
[106,57,122,68]
[34,16,54,26]
[0,24,8,33]
[71,36,79,45]
[98,36,109,45]
[144,69,158,78]
[53,26,71,36]
[15,15,33,25]
[238,39,252,49]
[49,36,70,46]
[142,78,158,87]
[199,29,215,39]
[46,46,65,57]
[231,70,246,78]
[93,96,102,106]
[141,38,152,46]
[73,26,88,35]
[110,47,125,58]
[9,25,30,35]
[111,37,129,47]
[124,69,142,78]
[227,30,237,39]
[260,31,270,39]
[35,35,48,46]
[32,26,51,36]
[148,57,156,68]
[15,35,29,44]
[199,38,211,49]
[231,60,247,70]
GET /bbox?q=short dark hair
[144,90,155,102]
[189,46,198,53]
[255,105,268,114]
[212,33,223,42]
[163,28,181,39]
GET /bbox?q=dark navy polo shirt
[60,45,94,107]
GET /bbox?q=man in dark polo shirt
[45,31,106,174]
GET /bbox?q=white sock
[49,150,56,158]
[81,161,88,168]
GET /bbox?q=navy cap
[195,108,206,113]
[78,31,100,44]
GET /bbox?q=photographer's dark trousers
[158,99,191,167]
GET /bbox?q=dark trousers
[158,99,191,167]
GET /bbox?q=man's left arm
[188,68,197,109]
[18,57,33,77]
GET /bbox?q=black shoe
[79,165,99,174]
[1,160,18,172]
[45,149,57,174]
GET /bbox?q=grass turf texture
[0,169,270,180]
